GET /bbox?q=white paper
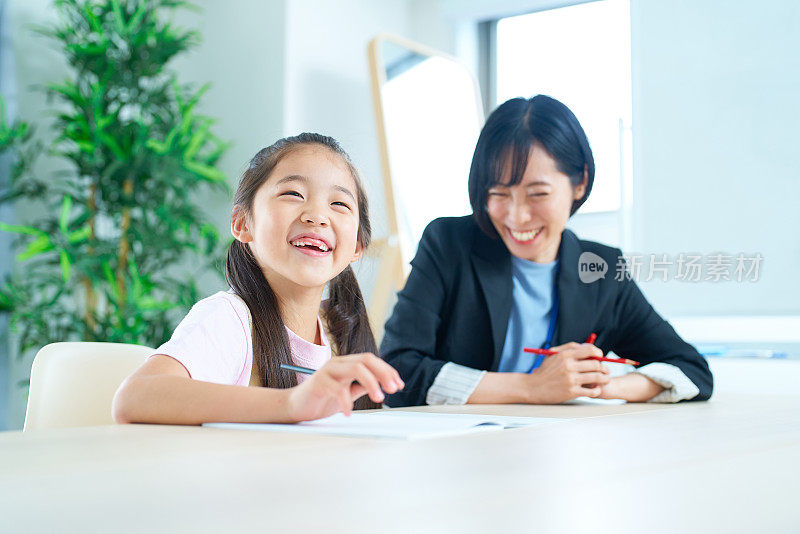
[203,411,565,440]
[564,397,627,405]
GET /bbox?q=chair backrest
[24,342,152,431]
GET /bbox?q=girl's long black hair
[225,133,379,410]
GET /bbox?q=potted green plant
[0,0,229,395]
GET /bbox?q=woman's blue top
[496,256,557,373]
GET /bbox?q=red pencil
[522,345,640,366]
[523,347,557,356]
[588,356,640,366]
[522,333,597,356]
[581,333,638,364]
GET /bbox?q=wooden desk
[1,363,799,533]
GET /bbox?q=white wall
[282,0,413,298]
[0,0,14,431]
[631,0,800,316]
[283,0,411,228]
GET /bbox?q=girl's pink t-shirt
[150,291,331,386]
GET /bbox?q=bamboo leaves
[1,196,92,281]
[0,98,29,148]
[145,82,229,183]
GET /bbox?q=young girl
[113,133,403,425]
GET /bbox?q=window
[492,0,632,218]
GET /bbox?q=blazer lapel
[555,230,598,345]
[470,228,513,372]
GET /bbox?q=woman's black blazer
[380,215,713,407]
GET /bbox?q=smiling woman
[380,95,713,407]
[485,142,587,264]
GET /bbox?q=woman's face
[232,145,363,292]
[486,143,586,263]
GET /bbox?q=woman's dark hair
[225,133,379,410]
[468,94,595,237]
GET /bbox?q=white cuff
[633,362,700,403]
[425,362,487,405]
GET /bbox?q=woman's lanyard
[530,261,560,372]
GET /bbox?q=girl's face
[486,143,586,263]
[232,145,363,291]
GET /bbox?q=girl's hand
[285,353,404,422]
[523,342,611,404]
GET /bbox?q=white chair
[24,342,152,431]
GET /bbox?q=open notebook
[203,411,565,440]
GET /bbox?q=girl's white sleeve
[150,293,252,386]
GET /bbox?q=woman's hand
[285,353,404,422]
[522,342,611,404]
[597,372,665,402]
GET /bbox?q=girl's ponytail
[225,238,296,389]
[324,265,377,356]
[324,265,380,410]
